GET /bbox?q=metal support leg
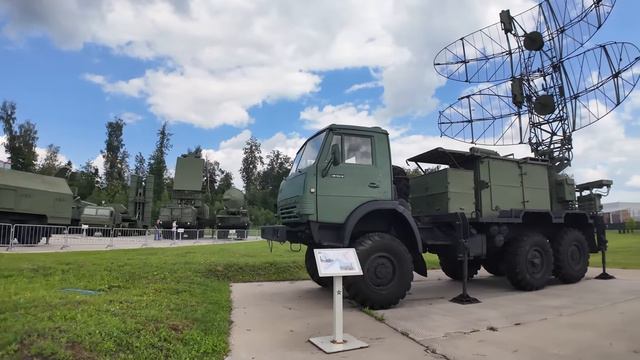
[595,248,615,280]
[450,244,480,305]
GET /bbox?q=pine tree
[148,122,172,202]
[133,152,147,178]
[1,101,39,172]
[101,117,129,202]
[38,144,62,176]
[240,136,263,191]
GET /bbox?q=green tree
[71,160,100,200]
[133,152,147,178]
[240,136,263,192]
[148,122,172,202]
[1,101,39,172]
[217,170,233,195]
[38,144,62,176]
[101,117,129,202]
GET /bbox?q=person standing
[172,220,177,240]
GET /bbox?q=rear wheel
[552,228,589,284]
[438,252,482,280]
[305,246,331,288]
[344,233,413,310]
[505,233,553,291]
[237,229,248,239]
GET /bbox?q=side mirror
[330,143,341,166]
[322,143,341,177]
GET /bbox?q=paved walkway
[229,268,640,360]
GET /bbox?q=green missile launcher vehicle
[262,124,612,309]
[158,155,210,231]
[216,187,250,239]
[0,166,74,244]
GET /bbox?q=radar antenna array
[434,0,640,170]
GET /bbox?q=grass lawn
[590,230,640,269]
[0,242,307,360]
[0,230,637,359]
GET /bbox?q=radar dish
[434,0,615,83]
[434,1,640,171]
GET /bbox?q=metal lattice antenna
[434,0,640,171]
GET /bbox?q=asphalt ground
[229,268,640,360]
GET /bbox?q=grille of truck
[279,205,299,221]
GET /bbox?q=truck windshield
[289,131,326,175]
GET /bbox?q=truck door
[316,130,392,224]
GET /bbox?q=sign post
[309,248,369,354]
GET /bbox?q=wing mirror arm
[321,144,341,177]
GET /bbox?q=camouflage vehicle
[216,187,250,239]
[262,124,611,309]
[0,167,74,244]
[159,155,210,231]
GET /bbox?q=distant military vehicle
[79,174,153,234]
[216,187,250,239]
[158,155,210,232]
[0,166,74,244]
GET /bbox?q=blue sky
[1,0,640,201]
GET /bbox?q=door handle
[368,182,380,188]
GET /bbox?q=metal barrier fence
[1,223,261,251]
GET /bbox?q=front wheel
[305,246,332,288]
[505,232,553,291]
[344,233,414,310]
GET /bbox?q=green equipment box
[410,168,475,218]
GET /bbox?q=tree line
[1,100,292,226]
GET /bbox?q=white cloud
[345,81,382,94]
[91,154,104,176]
[0,135,7,162]
[625,175,640,189]
[202,130,305,189]
[1,0,532,129]
[118,112,143,124]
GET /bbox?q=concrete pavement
[229,268,640,360]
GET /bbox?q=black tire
[344,233,414,310]
[305,246,332,288]
[237,230,248,239]
[438,252,482,280]
[482,251,506,276]
[505,232,553,291]
[552,228,589,284]
[392,166,410,202]
[217,230,229,239]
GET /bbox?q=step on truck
[261,124,613,309]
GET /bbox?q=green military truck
[215,187,250,239]
[261,124,611,309]
[159,155,210,231]
[0,167,74,244]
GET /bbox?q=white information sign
[177,228,185,233]
[309,248,368,354]
[313,248,363,277]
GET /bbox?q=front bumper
[261,225,288,243]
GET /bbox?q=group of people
[153,219,177,240]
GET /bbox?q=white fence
[0,223,260,251]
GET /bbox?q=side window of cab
[343,135,373,165]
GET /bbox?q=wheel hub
[568,243,583,268]
[366,254,396,288]
[526,248,545,277]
